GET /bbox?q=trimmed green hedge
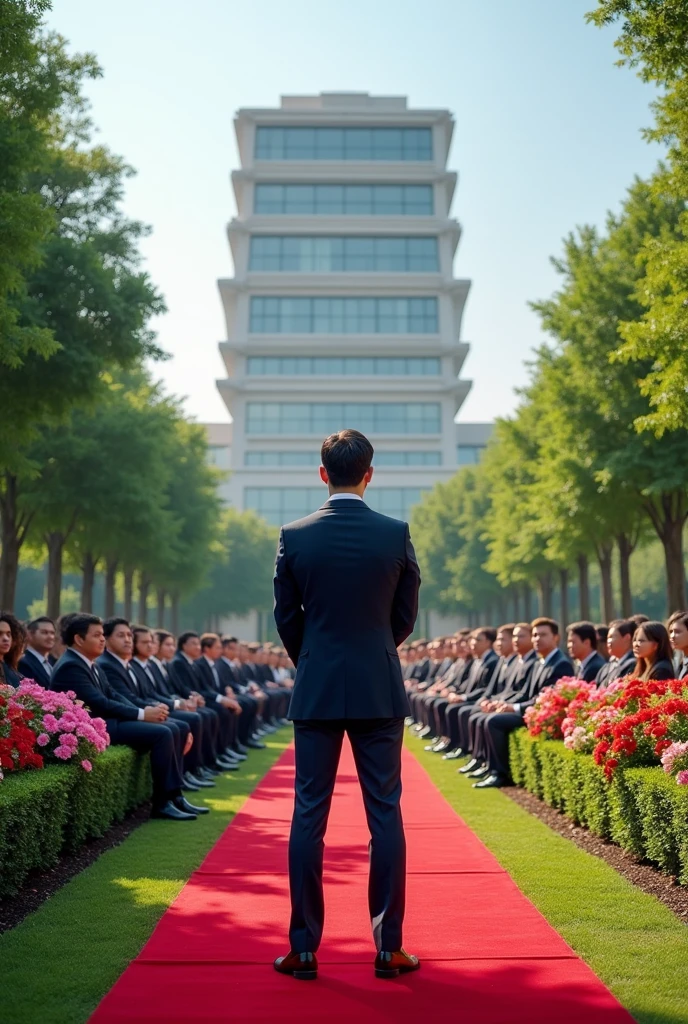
[0,747,152,898]
[509,730,688,884]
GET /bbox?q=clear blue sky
[45,0,661,425]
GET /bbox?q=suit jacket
[520,649,574,709]
[0,662,22,686]
[97,650,157,710]
[149,658,178,699]
[52,649,138,722]
[504,649,538,703]
[168,653,199,700]
[128,659,176,710]
[462,649,499,702]
[579,651,606,683]
[274,497,421,720]
[18,649,52,688]
[644,658,675,682]
[194,656,224,701]
[483,653,520,700]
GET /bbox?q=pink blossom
[676,770,688,785]
[53,745,72,760]
[42,714,59,733]
[37,733,50,747]
[81,760,93,772]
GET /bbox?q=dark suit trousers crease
[485,711,524,777]
[107,719,183,807]
[289,718,406,955]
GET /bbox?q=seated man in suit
[217,636,261,753]
[51,614,198,820]
[19,616,57,687]
[567,621,606,682]
[441,628,499,756]
[476,617,574,789]
[597,618,636,686]
[169,632,239,772]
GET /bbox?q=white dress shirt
[328,492,364,501]
[27,646,52,677]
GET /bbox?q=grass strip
[407,734,688,1024]
[1,731,293,1024]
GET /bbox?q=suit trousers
[289,718,406,955]
[106,719,183,807]
[484,711,524,777]
[169,709,203,774]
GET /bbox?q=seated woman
[0,611,27,686]
[632,621,675,682]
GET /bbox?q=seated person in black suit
[597,618,636,686]
[476,617,574,789]
[19,615,57,687]
[51,614,199,821]
[566,621,606,682]
[0,611,27,686]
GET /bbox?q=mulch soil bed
[0,802,152,934]
[504,785,688,924]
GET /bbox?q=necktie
[128,667,139,692]
[43,658,52,678]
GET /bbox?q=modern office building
[215,92,491,525]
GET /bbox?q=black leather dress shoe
[228,748,248,761]
[190,772,215,788]
[182,773,201,791]
[274,951,318,980]
[216,758,239,771]
[374,949,420,979]
[473,773,509,789]
[246,738,266,750]
[235,742,249,754]
[152,800,197,821]
[175,795,209,815]
[442,747,463,760]
[469,764,490,779]
[459,757,482,775]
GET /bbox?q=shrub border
[509,729,688,884]
[0,747,151,899]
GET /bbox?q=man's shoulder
[282,504,407,534]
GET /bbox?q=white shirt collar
[580,651,597,671]
[133,657,149,668]
[107,650,130,670]
[71,648,96,669]
[542,648,559,665]
[328,492,364,501]
[203,654,216,667]
[27,646,51,664]
[182,652,195,665]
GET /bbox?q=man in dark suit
[567,621,606,682]
[597,618,636,686]
[194,633,245,767]
[440,628,499,757]
[273,429,421,981]
[476,617,574,789]
[19,616,57,687]
[51,614,197,820]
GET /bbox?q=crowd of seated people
[401,612,688,789]
[0,609,294,821]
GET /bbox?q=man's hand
[183,732,194,756]
[495,702,515,713]
[143,704,168,723]
[224,686,236,697]
[191,691,206,707]
[180,699,195,712]
[219,696,241,713]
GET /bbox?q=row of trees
[412,1,688,625]
[0,3,236,626]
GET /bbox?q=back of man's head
[321,429,374,488]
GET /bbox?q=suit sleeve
[53,663,139,722]
[97,658,149,709]
[273,527,305,666]
[390,523,421,648]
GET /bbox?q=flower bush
[661,741,688,785]
[561,680,628,753]
[0,680,109,781]
[524,678,598,740]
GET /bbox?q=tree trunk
[0,473,32,610]
[523,584,533,622]
[45,531,65,620]
[81,552,97,613]
[123,569,134,621]
[616,533,634,618]
[577,553,590,620]
[171,592,180,635]
[643,493,687,614]
[156,588,166,629]
[138,572,150,624]
[104,558,118,618]
[537,573,552,616]
[559,568,570,633]
[596,542,615,623]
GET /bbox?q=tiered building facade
[215,92,491,525]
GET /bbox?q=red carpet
[91,742,634,1022]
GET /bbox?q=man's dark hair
[474,627,497,644]
[321,429,374,488]
[531,617,560,636]
[200,632,220,650]
[497,623,515,635]
[103,616,130,639]
[567,621,598,648]
[177,631,199,651]
[27,615,55,633]
[222,636,239,647]
[630,612,650,627]
[608,617,636,638]
[63,614,101,647]
[131,625,152,656]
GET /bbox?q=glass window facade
[249,236,439,272]
[244,450,441,467]
[457,445,485,465]
[246,402,442,435]
[244,486,430,525]
[255,126,433,162]
[254,183,433,216]
[249,296,438,334]
[246,356,440,376]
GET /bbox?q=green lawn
[407,733,688,1024]
[1,731,292,1024]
